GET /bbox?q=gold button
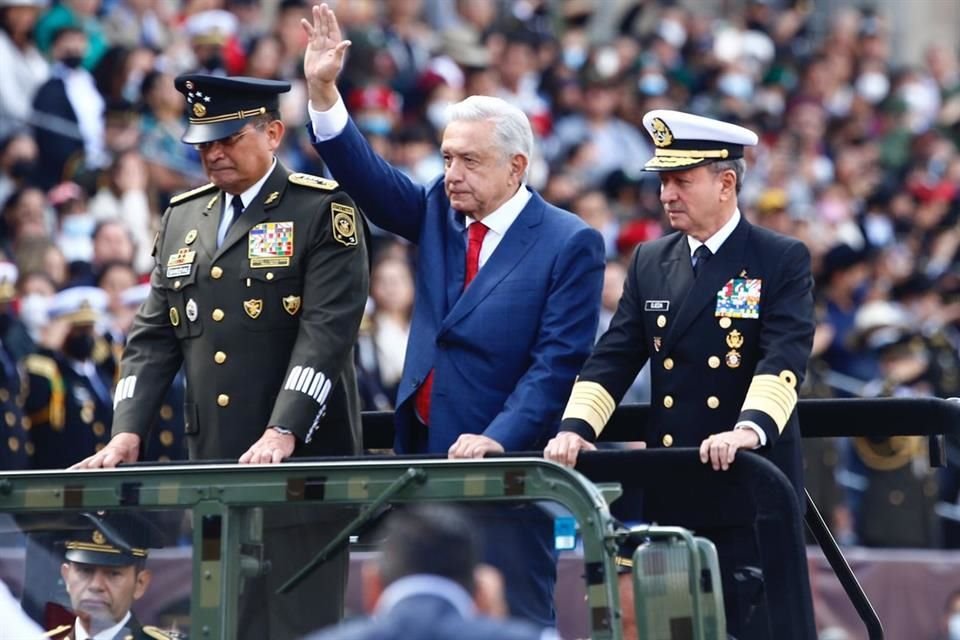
[663,395,674,409]
[889,490,904,506]
[8,436,19,452]
[719,317,732,329]
[211,266,223,279]
[707,396,720,409]
[160,430,174,447]
[212,309,224,321]
[174,281,182,290]
[0,389,9,402]
[92,421,106,437]
[663,358,674,370]
[657,315,667,328]
[266,272,274,281]
[160,405,174,420]
[217,394,230,407]
[214,351,227,364]
[708,356,721,369]
[5,411,15,427]
[662,434,674,447]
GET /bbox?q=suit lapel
[440,193,544,331]
[445,211,467,314]
[196,190,222,259]
[662,218,751,353]
[213,163,290,262]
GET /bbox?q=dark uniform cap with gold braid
[174,74,291,145]
[64,512,160,567]
[641,109,759,172]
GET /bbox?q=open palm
[302,3,351,86]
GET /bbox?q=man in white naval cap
[546,110,815,638]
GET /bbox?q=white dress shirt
[74,611,131,640]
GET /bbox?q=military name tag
[645,300,670,312]
[166,248,196,278]
[249,222,293,268]
[716,278,761,319]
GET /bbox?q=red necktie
[414,222,489,425]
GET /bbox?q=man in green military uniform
[74,74,369,639]
[46,512,172,640]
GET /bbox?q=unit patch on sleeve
[248,222,294,268]
[716,278,761,319]
[331,203,357,247]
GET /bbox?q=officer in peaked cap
[547,109,816,638]
[75,73,369,640]
[47,511,173,639]
[25,286,116,470]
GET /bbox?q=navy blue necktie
[692,245,712,278]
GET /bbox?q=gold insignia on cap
[264,191,280,205]
[726,330,744,349]
[726,350,742,368]
[169,307,180,327]
[283,295,301,316]
[185,229,198,245]
[243,298,263,319]
[193,103,207,118]
[92,530,106,545]
[561,380,617,437]
[650,117,674,148]
[331,202,358,247]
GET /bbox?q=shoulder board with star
[169,182,217,205]
[288,172,339,191]
[41,625,72,638]
[142,625,179,639]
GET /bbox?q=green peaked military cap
[174,74,291,145]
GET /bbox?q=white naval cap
[641,109,759,172]
[185,9,237,45]
[48,286,108,325]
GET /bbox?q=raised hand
[301,3,351,107]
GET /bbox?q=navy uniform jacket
[561,217,815,498]
[312,120,605,454]
[0,341,30,469]
[112,162,368,459]
[25,349,114,469]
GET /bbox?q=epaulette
[169,182,217,205]
[288,172,339,190]
[25,354,59,380]
[41,624,72,638]
[143,625,181,639]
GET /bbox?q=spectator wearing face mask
[0,132,40,208]
[30,24,108,190]
[24,286,116,469]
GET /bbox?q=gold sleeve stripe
[562,381,616,436]
[740,374,798,434]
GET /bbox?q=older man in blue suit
[301,4,605,628]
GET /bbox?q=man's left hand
[239,428,296,464]
[699,428,760,471]
[448,434,504,459]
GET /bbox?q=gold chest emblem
[283,295,301,316]
[726,330,744,349]
[244,299,263,319]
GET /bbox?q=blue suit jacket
[312,120,604,453]
[305,593,550,640]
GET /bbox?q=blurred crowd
[1,0,960,552]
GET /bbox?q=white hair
[445,95,533,169]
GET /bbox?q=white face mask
[949,613,960,640]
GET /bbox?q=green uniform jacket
[112,162,368,459]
